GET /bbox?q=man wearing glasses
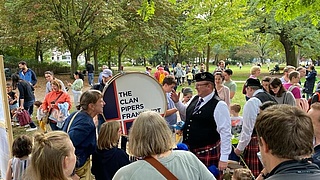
[171,72,231,178]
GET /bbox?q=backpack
[288,85,309,112]
[254,91,277,104]
[308,92,320,106]
[16,109,31,126]
[159,72,165,84]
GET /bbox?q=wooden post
[0,55,14,178]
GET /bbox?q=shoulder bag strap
[288,85,295,92]
[144,156,178,180]
[67,111,81,133]
[283,92,287,104]
[52,92,64,104]
[48,92,64,115]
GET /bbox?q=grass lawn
[11,63,320,138]
[124,64,276,113]
[123,63,320,114]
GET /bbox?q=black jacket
[266,160,320,180]
[91,147,130,180]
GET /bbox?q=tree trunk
[117,44,128,72]
[279,30,297,67]
[40,50,44,63]
[177,43,181,63]
[260,56,265,64]
[35,40,40,62]
[93,48,98,73]
[118,47,122,72]
[165,41,169,65]
[70,53,79,77]
[107,50,112,69]
[20,46,24,57]
[214,54,219,65]
[85,49,91,64]
[206,43,210,72]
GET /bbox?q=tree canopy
[1,0,320,72]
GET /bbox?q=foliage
[181,0,251,72]
[149,44,175,65]
[1,0,320,69]
[137,0,155,21]
[258,0,320,25]
[247,0,320,67]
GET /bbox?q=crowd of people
[3,60,320,180]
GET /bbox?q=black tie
[193,98,203,115]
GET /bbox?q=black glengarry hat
[244,78,261,88]
[195,72,214,83]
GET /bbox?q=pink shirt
[283,83,301,99]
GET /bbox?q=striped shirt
[11,156,30,180]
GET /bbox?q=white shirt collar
[199,91,215,104]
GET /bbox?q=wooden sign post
[0,55,13,178]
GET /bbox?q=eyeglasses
[195,83,209,87]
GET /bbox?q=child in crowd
[232,168,253,180]
[34,100,46,132]
[92,121,130,180]
[6,83,18,119]
[5,135,32,180]
[181,87,193,105]
[229,103,243,163]
[230,103,243,135]
[186,71,193,86]
[162,76,178,130]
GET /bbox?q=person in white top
[234,78,275,177]
[6,135,32,180]
[171,72,231,178]
[280,65,296,84]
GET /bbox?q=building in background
[51,48,85,65]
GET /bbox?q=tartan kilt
[191,141,221,167]
[243,136,263,178]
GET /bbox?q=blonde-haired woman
[23,131,77,180]
[243,65,261,100]
[113,111,215,180]
[250,66,261,78]
[92,121,130,180]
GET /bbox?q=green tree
[258,0,320,25]
[5,0,125,74]
[182,0,249,72]
[248,1,320,67]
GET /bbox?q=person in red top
[42,80,71,131]
[154,66,169,84]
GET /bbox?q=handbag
[16,109,32,126]
[144,156,178,180]
[46,92,64,123]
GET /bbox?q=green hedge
[4,56,71,75]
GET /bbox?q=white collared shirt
[236,89,264,151]
[175,92,232,162]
